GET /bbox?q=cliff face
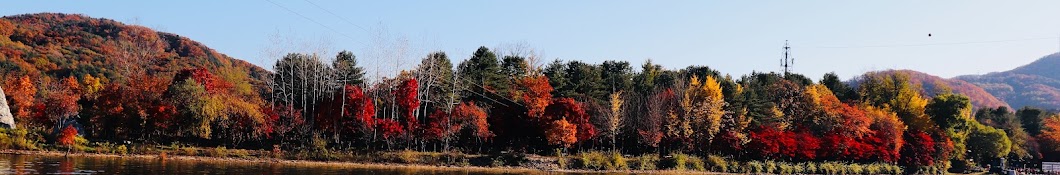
[0,86,15,129]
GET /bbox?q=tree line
[5,45,1060,172]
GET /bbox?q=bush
[554,149,568,169]
[116,145,128,155]
[669,153,688,170]
[705,155,728,172]
[181,146,198,156]
[491,157,505,167]
[576,151,610,170]
[764,160,777,174]
[610,152,628,170]
[730,161,744,173]
[635,154,657,170]
[5,129,40,150]
[72,136,88,151]
[209,146,228,157]
[747,160,764,174]
[802,162,817,174]
[778,162,794,174]
[230,149,250,158]
[687,155,705,171]
[396,149,418,164]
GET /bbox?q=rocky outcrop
[0,86,15,129]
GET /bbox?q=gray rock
[0,86,16,129]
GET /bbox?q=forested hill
[863,70,1009,109]
[0,13,270,92]
[957,53,1060,110]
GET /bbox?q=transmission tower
[781,40,794,75]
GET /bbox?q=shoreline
[0,149,722,174]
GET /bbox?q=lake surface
[0,154,560,175]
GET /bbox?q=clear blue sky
[5,1,1060,80]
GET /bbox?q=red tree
[377,119,405,140]
[544,98,595,142]
[546,119,578,148]
[261,104,303,139]
[394,78,419,133]
[175,68,231,94]
[900,130,937,167]
[57,125,78,146]
[453,102,492,139]
[516,76,553,119]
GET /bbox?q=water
[0,154,545,175]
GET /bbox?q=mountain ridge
[956,52,1060,110]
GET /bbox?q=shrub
[209,146,228,157]
[397,150,418,164]
[793,162,806,174]
[116,145,128,155]
[440,151,469,166]
[747,160,763,174]
[705,155,728,172]
[491,157,505,167]
[764,160,777,174]
[577,151,610,170]
[729,161,744,173]
[669,153,688,170]
[72,136,88,152]
[554,149,568,169]
[610,152,628,170]
[802,162,817,174]
[850,163,864,174]
[635,154,658,170]
[0,131,10,149]
[9,129,39,150]
[181,146,198,156]
[687,155,705,171]
[819,162,839,174]
[230,149,250,158]
[778,162,794,174]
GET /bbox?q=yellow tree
[682,75,725,147]
[605,91,624,149]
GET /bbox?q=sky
[4,1,1060,80]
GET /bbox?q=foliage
[516,75,552,119]
[681,75,725,147]
[966,123,1012,164]
[57,125,77,147]
[453,102,492,139]
[545,119,577,148]
[544,98,595,142]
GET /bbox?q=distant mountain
[868,70,1010,109]
[0,13,269,87]
[957,53,1060,110]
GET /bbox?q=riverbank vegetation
[3,13,1060,174]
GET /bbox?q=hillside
[0,13,269,90]
[957,53,1060,110]
[866,70,1010,109]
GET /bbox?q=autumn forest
[2,13,1060,174]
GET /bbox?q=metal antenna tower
[782,40,794,75]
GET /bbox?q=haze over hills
[957,53,1060,110]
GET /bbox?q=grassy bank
[0,128,907,174]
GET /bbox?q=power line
[812,36,1060,49]
[301,0,371,33]
[263,0,369,47]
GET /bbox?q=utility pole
[782,40,794,75]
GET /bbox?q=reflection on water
[0,154,553,175]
